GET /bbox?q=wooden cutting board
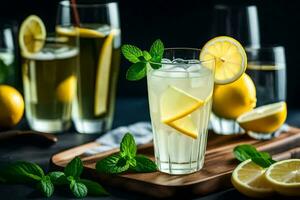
[51,127,300,198]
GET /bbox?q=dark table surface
[1,97,300,200]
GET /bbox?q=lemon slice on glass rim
[19,15,46,56]
[200,36,247,85]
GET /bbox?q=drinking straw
[71,0,80,26]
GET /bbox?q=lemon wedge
[265,159,300,196]
[94,30,115,116]
[237,101,287,133]
[167,115,198,139]
[231,159,274,198]
[200,36,247,84]
[56,26,105,38]
[160,86,204,123]
[19,15,46,56]
[56,76,77,103]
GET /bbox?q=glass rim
[245,45,285,52]
[148,47,215,66]
[59,0,118,8]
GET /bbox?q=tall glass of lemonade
[57,1,121,134]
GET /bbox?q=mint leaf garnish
[70,179,88,198]
[126,62,147,81]
[48,171,67,185]
[120,133,137,159]
[64,157,83,179]
[1,161,44,183]
[37,175,54,197]
[96,132,157,174]
[80,179,109,196]
[131,155,157,172]
[121,39,165,81]
[96,154,129,174]
[122,44,143,63]
[233,144,276,168]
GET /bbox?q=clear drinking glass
[22,35,79,133]
[246,46,286,139]
[147,48,215,175]
[210,4,261,135]
[57,1,121,134]
[0,22,17,86]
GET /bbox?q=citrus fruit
[167,114,198,139]
[212,74,256,119]
[94,31,115,116]
[231,159,274,198]
[160,86,204,123]
[0,85,25,128]
[237,101,287,133]
[265,159,300,196]
[19,15,46,56]
[56,26,105,38]
[200,36,247,84]
[56,76,77,103]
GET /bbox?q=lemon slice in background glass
[160,86,204,123]
[56,27,105,38]
[200,36,247,84]
[231,159,274,198]
[56,76,77,103]
[237,101,287,133]
[19,15,46,56]
[265,159,300,196]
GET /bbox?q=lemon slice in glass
[265,159,300,196]
[160,86,204,123]
[56,76,77,103]
[200,36,247,84]
[19,15,46,56]
[167,115,198,139]
[237,101,287,133]
[56,26,105,38]
[231,159,274,198]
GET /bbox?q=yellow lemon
[212,74,256,119]
[237,101,287,133]
[231,159,274,198]
[200,36,247,84]
[0,85,25,128]
[166,115,198,139]
[56,76,77,103]
[19,15,46,56]
[56,26,105,38]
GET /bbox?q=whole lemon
[0,85,25,128]
[212,74,256,119]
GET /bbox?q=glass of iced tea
[56,0,121,134]
[19,15,79,133]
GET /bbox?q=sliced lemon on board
[237,101,287,133]
[56,26,105,38]
[167,115,198,139]
[94,30,115,116]
[19,15,46,56]
[265,159,300,196]
[56,76,77,103]
[200,36,247,84]
[160,86,204,123]
[231,159,274,198]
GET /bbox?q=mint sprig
[0,157,109,198]
[233,144,276,168]
[122,39,164,81]
[96,133,157,174]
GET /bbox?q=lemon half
[231,159,274,198]
[265,159,300,196]
[200,36,247,84]
[237,101,287,133]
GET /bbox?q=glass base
[247,130,281,140]
[73,118,111,134]
[157,160,204,175]
[28,119,71,133]
[210,113,243,135]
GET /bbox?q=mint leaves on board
[0,157,108,198]
[122,39,164,81]
[96,133,157,174]
[233,144,276,168]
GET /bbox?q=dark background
[0,0,299,107]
